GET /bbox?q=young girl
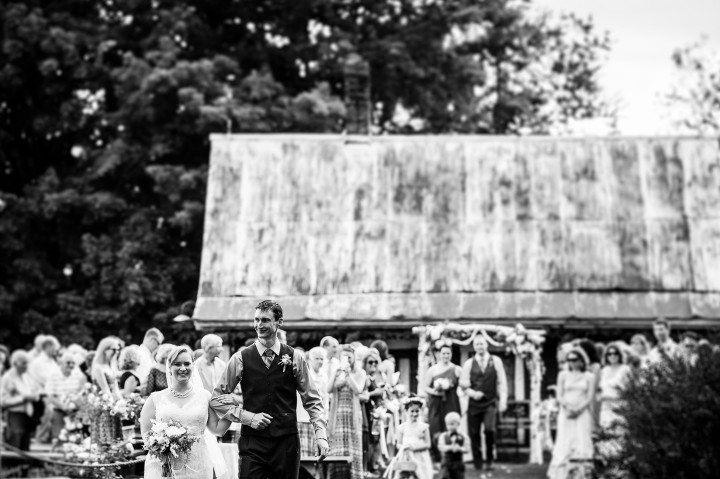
[392,396,433,479]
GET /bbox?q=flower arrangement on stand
[50,385,140,478]
[52,439,135,479]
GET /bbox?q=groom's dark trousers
[239,343,301,479]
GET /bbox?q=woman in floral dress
[327,344,367,479]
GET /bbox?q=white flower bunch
[144,419,200,477]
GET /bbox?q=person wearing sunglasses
[361,348,388,473]
[598,342,631,430]
[548,347,594,479]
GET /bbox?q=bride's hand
[216,394,236,405]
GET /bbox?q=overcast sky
[535,0,720,135]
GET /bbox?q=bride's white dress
[144,388,213,479]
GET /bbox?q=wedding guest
[327,344,366,479]
[1,350,40,450]
[576,339,601,430]
[556,342,574,372]
[28,334,47,359]
[629,334,651,368]
[598,342,631,430]
[92,337,122,400]
[0,344,9,375]
[27,335,61,443]
[362,348,387,473]
[196,334,226,393]
[136,328,164,392]
[65,344,88,368]
[679,331,700,365]
[320,336,340,383]
[424,343,462,462]
[80,351,95,383]
[370,339,395,385]
[548,347,594,479]
[45,351,87,439]
[118,345,142,398]
[145,343,174,394]
[308,347,329,415]
[648,318,679,363]
[28,335,61,388]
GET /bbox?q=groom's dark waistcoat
[468,355,499,412]
[240,343,298,437]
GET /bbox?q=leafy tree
[0,0,344,348]
[291,0,612,133]
[0,0,610,349]
[665,36,720,135]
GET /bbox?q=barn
[193,135,720,456]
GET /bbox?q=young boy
[437,412,470,479]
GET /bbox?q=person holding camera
[327,344,367,479]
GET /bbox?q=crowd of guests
[2,318,712,479]
[546,318,715,479]
[0,329,425,478]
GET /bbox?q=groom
[210,300,329,479]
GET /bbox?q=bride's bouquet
[143,419,200,477]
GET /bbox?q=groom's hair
[256,299,283,321]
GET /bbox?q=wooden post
[343,53,371,134]
[529,355,543,464]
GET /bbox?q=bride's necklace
[170,386,193,398]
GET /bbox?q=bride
[140,345,231,479]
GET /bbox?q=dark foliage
[595,346,720,479]
[0,0,610,348]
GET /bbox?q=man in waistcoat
[459,335,507,472]
[210,300,329,479]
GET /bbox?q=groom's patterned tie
[263,349,274,369]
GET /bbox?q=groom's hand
[316,438,329,462]
[250,412,273,430]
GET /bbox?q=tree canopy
[0,0,610,349]
[665,36,720,135]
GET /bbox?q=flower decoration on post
[280,353,292,373]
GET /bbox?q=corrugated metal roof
[195,136,720,329]
[193,291,720,330]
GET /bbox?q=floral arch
[412,322,546,464]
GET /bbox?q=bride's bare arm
[139,394,157,437]
[206,407,231,437]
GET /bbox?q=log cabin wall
[195,135,720,329]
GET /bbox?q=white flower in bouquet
[434,378,452,391]
[165,426,186,438]
[152,421,169,434]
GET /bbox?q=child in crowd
[437,412,470,479]
[392,396,433,479]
